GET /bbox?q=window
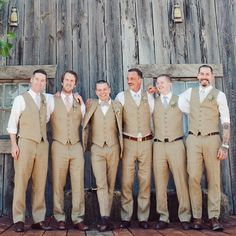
[0,83,29,135]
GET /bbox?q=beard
[200,79,210,87]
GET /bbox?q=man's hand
[86,98,92,108]
[11,143,20,160]
[73,93,84,104]
[217,146,228,160]
[54,91,61,97]
[147,85,157,94]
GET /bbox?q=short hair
[128,68,143,78]
[198,65,213,73]
[96,80,110,88]
[61,70,78,84]
[33,69,47,77]
[156,74,172,82]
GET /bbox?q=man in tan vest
[7,69,52,232]
[116,68,154,229]
[82,80,123,232]
[153,74,191,230]
[179,65,230,231]
[50,70,88,231]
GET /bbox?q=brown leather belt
[154,137,183,143]
[123,134,153,142]
[189,131,219,136]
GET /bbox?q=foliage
[0,0,16,57]
[0,32,16,57]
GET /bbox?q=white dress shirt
[115,89,154,114]
[178,85,230,124]
[7,89,54,134]
[98,98,111,115]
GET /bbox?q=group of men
[7,65,230,233]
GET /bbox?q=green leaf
[7,32,16,41]
[0,40,13,57]
[0,0,6,10]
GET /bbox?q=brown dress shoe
[14,221,24,232]
[120,220,131,228]
[74,221,89,231]
[155,221,169,230]
[31,221,52,230]
[210,217,224,231]
[191,218,202,230]
[57,221,66,230]
[181,221,191,230]
[139,221,149,229]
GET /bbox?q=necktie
[65,96,72,112]
[163,96,168,108]
[35,94,41,109]
[133,93,140,106]
[200,89,206,103]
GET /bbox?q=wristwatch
[221,144,229,149]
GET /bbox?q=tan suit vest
[91,105,119,147]
[189,87,220,136]
[51,97,82,144]
[153,95,183,141]
[123,90,151,136]
[18,92,47,143]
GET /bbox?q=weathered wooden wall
[0,0,236,215]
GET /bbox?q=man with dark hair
[116,68,154,229]
[7,69,52,232]
[50,70,88,231]
[179,65,230,231]
[153,74,191,230]
[82,80,122,232]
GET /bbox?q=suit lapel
[83,100,98,128]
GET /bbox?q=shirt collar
[160,92,172,100]
[98,98,111,105]
[28,89,40,99]
[61,92,73,101]
[130,88,142,97]
[199,85,213,93]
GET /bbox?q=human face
[95,83,111,102]
[197,67,214,87]
[30,72,47,93]
[156,76,172,95]
[61,72,76,95]
[127,71,142,92]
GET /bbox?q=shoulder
[112,100,122,109]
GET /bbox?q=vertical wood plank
[135,0,155,88]
[23,0,40,65]
[152,0,171,64]
[88,0,106,98]
[185,0,202,63]
[56,0,72,90]
[215,0,236,213]
[105,0,123,98]
[2,154,14,216]
[71,0,90,100]
[0,155,4,215]
[120,0,139,90]
[6,0,25,65]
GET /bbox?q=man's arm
[217,122,230,160]
[9,133,19,160]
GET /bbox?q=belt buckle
[137,137,142,142]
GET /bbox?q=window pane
[4,84,18,108]
[3,110,10,135]
[0,111,3,135]
[186,81,199,89]
[19,83,29,94]
[172,81,186,95]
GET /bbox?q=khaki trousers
[153,140,191,223]
[121,139,152,221]
[52,141,85,224]
[186,134,221,219]
[91,143,120,217]
[13,138,49,223]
